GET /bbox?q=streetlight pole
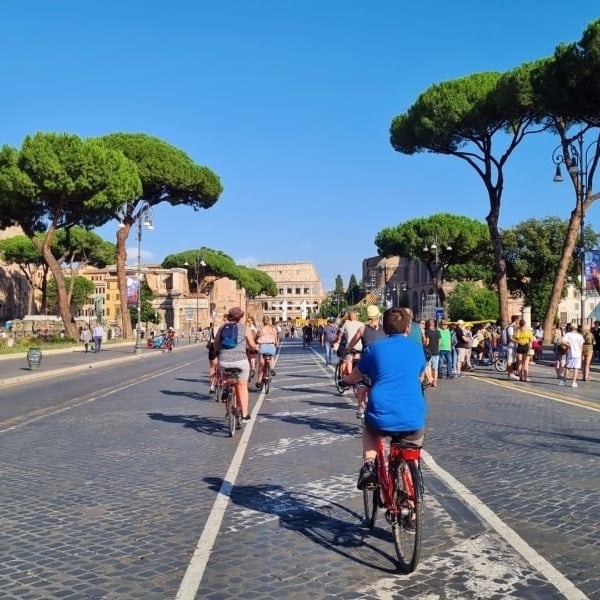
[552,131,600,326]
[130,201,153,353]
[423,234,452,314]
[184,253,206,342]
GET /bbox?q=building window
[287,288,292,294]
[279,288,284,295]
[295,288,301,295]
[304,287,309,295]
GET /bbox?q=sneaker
[509,374,520,381]
[271,370,276,376]
[255,382,263,389]
[571,382,578,388]
[558,380,565,386]
[357,461,377,490]
[209,386,215,394]
[356,408,365,420]
[242,414,251,421]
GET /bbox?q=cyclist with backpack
[214,307,259,422]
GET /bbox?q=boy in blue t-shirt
[343,307,427,490]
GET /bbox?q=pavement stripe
[0,362,196,433]
[477,375,600,412]
[175,382,268,600]
[422,450,589,599]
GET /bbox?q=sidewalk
[0,340,199,387]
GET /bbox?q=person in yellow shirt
[511,319,534,382]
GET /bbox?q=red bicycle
[257,353,274,394]
[363,434,424,572]
[216,367,242,437]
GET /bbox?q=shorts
[259,343,276,356]
[506,345,516,365]
[218,358,250,380]
[457,347,470,364]
[429,355,440,370]
[343,350,361,363]
[208,345,219,361]
[364,422,425,447]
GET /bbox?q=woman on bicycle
[342,308,427,490]
[214,307,259,421]
[255,315,279,388]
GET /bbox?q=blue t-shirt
[357,333,426,432]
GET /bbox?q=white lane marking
[256,406,337,421]
[175,383,268,600]
[358,532,552,599]
[422,450,589,600]
[478,376,600,413]
[250,431,349,457]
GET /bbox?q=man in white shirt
[92,322,104,353]
[559,323,585,387]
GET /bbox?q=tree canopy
[375,213,491,303]
[99,133,223,339]
[390,68,545,325]
[162,247,278,297]
[0,132,141,337]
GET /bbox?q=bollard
[26,347,43,370]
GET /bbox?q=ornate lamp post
[552,131,600,325]
[423,234,452,313]
[119,201,154,354]
[184,253,206,342]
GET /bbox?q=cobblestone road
[0,340,597,599]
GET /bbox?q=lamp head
[553,165,563,183]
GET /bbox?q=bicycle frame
[364,434,423,572]
[218,367,241,436]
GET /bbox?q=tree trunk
[116,222,133,340]
[30,238,79,339]
[542,210,580,342]
[486,192,510,327]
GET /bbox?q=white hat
[366,305,381,319]
[457,319,465,325]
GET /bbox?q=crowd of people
[202,303,600,493]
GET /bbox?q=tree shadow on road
[203,476,403,574]
[147,411,230,437]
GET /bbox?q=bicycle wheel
[263,364,271,394]
[225,389,236,437]
[494,356,507,372]
[392,460,423,573]
[334,362,346,394]
[215,379,223,403]
[362,458,379,529]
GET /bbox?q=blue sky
[1,2,599,290]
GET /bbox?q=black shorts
[516,344,530,355]
[208,346,219,361]
[364,421,425,446]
